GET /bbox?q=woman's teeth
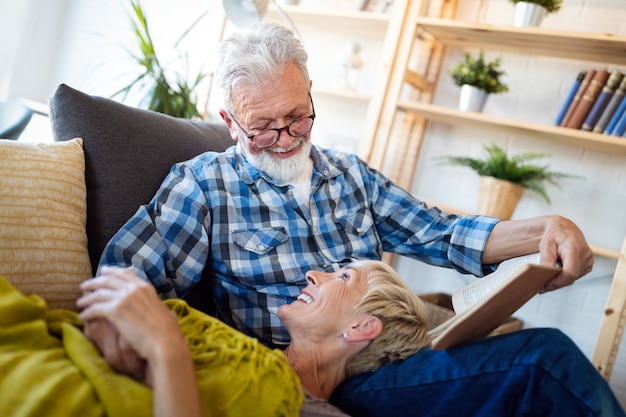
[297,293,313,304]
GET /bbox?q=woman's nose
[306,271,318,286]
[306,270,330,286]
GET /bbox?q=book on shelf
[611,104,626,137]
[429,253,561,350]
[594,75,626,133]
[555,71,586,126]
[606,94,626,135]
[566,69,609,129]
[582,71,624,131]
[560,69,596,128]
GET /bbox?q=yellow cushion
[0,138,91,310]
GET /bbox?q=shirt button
[258,245,265,251]
[356,227,362,234]
[287,189,293,195]
[323,170,329,175]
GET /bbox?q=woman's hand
[78,266,184,368]
[77,266,202,417]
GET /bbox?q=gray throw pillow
[48,84,232,313]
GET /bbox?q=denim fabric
[331,328,625,417]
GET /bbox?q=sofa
[1,82,344,415]
[0,83,232,315]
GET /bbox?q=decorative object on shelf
[360,0,394,13]
[112,0,208,119]
[438,144,580,219]
[223,0,303,41]
[459,85,488,113]
[340,41,364,91]
[510,0,562,27]
[449,51,508,112]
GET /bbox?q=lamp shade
[223,0,269,27]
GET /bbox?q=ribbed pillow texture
[0,138,91,310]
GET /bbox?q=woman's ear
[347,315,382,342]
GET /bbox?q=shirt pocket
[333,206,375,237]
[231,227,289,255]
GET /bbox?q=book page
[451,253,541,315]
[429,263,560,350]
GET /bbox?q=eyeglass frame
[228,94,316,148]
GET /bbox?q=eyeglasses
[229,95,316,148]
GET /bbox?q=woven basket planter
[477,176,525,219]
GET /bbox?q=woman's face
[278,265,369,341]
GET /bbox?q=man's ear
[349,315,382,342]
[218,109,239,141]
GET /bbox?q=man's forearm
[482,216,549,264]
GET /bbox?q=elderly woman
[75,261,431,416]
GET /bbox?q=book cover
[582,71,624,131]
[594,76,626,133]
[555,71,586,126]
[560,69,596,127]
[429,254,560,350]
[611,105,626,136]
[606,95,626,135]
[566,69,610,129]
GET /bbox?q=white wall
[3,0,626,408]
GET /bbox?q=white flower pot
[513,2,547,27]
[459,85,488,112]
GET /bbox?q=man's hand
[484,215,594,292]
[537,216,594,291]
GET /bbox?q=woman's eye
[339,272,350,281]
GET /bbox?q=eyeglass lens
[253,117,314,147]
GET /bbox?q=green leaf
[111,0,209,120]
[436,144,582,204]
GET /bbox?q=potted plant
[449,51,508,112]
[510,0,562,27]
[112,0,208,119]
[438,144,580,219]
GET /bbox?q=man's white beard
[242,138,312,182]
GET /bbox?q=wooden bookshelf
[417,18,626,66]
[363,2,626,382]
[265,5,390,38]
[398,101,626,155]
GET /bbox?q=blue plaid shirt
[100,145,499,347]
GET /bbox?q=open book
[428,253,561,350]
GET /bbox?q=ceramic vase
[459,85,488,112]
[513,2,547,27]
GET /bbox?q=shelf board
[417,17,626,66]
[313,87,370,103]
[397,101,626,156]
[264,6,389,38]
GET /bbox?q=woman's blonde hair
[345,260,431,378]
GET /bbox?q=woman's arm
[77,267,202,417]
[483,215,594,291]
